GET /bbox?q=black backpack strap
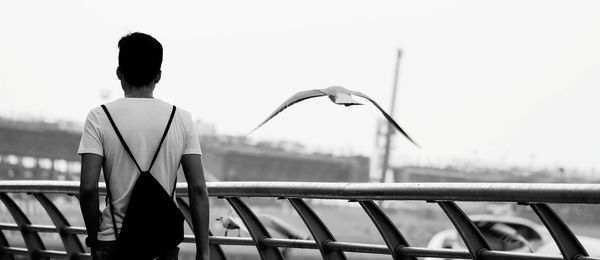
[101,104,134,240]
[148,106,177,172]
[170,167,179,199]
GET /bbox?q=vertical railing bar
[529,203,588,260]
[0,228,14,260]
[176,197,227,260]
[225,197,284,260]
[358,200,416,260]
[0,193,48,260]
[437,201,490,260]
[32,193,84,259]
[288,198,347,260]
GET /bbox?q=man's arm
[79,153,103,246]
[181,154,210,260]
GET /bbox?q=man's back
[79,97,202,241]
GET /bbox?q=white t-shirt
[78,98,202,241]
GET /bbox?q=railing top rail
[1,180,599,204]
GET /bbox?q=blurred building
[0,118,81,180]
[201,140,368,182]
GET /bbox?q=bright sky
[1,1,600,171]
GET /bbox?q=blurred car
[425,214,600,259]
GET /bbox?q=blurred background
[1,1,600,259]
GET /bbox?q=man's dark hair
[118,32,163,87]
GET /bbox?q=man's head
[117,32,163,87]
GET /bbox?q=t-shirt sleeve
[78,110,104,156]
[182,111,202,155]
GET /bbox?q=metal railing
[0,180,599,260]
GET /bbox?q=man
[78,32,210,260]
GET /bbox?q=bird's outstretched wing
[250,89,327,134]
[350,90,419,147]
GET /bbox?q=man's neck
[123,85,154,98]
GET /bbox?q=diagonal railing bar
[358,200,415,260]
[32,193,85,259]
[176,198,193,229]
[437,201,490,260]
[225,197,284,260]
[0,193,48,260]
[0,227,13,260]
[529,203,588,260]
[176,197,227,260]
[288,198,347,260]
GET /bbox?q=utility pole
[380,49,402,183]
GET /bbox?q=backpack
[101,104,184,259]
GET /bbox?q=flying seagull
[250,86,419,147]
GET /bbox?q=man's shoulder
[89,105,104,113]
[84,106,105,121]
[174,106,192,119]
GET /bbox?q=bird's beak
[329,94,362,106]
